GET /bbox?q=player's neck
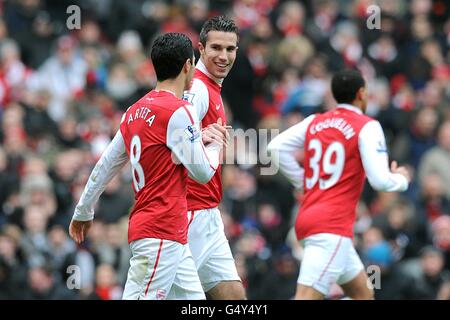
[337,103,363,114]
[352,100,365,113]
[197,58,224,85]
[155,80,184,99]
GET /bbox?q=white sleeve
[183,78,209,121]
[267,115,316,190]
[359,120,409,192]
[166,104,219,184]
[72,130,129,221]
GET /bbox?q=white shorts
[122,238,205,300]
[297,233,364,296]
[187,207,241,292]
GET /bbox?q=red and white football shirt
[184,60,227,211]
[297,106,373,239]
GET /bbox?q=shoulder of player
[123,91,159,112]
[125,93,188,120]
[358,114,378,131]
[360,112,375,122]
[343,110,375,128]
[169,102,197,124]
[357,119,384,142]
[183,78,210,112]
[188,78,209,97]
[154,94,189,113]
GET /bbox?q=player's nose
[218,49,228,62]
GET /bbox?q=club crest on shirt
[155,289,166,300]
[376,140,387,153]
[183,92,195,104]
[184,125,200,142]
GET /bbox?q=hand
[69,219,93,244]
[390,161,411,183]
[202,118,231,148]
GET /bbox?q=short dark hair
[199,16,239,46]
[331,69,366,104]
[150,32,193,81]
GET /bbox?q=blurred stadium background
[0,0,449,300]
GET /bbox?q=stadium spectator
[418,121,450,199]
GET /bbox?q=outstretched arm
[70,130,129,243]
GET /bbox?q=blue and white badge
[376,140,387,153]
[184,125,200,142]
[183,92,195,104]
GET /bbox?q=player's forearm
[185,142,219,184]
[268,142,304,189]
[267,118,314,190]
[280,154,304,190]
[73,131,129,221]
[167,105,220,184]
[368,173,409,192]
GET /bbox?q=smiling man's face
[199,30,238,81]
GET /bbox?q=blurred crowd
[0,0,449,300]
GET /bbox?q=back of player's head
[151,32,193,81]
[199,16,239,46]
[331,69,366,104]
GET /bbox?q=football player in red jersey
[268,69,410,299]
[69,33,228,300]
[183,16,246,299]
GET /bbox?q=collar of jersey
[336,103,363,114]
[196,59,223,86]
[155,89,177,97]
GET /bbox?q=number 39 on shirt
[305,139,345,190]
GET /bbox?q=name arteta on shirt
[309,117,355,140]
[126,107,156,127]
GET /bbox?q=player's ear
[357,87,365,101]
[198,41,205,55]
[184,58,192,73]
